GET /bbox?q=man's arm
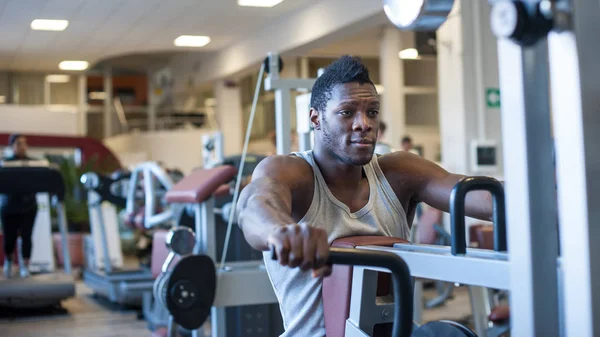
[383,152,496,221]
[235,156,331,276]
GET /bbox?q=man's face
[311,82,379,166]
[12,136,28,157]
[402,141,412,151]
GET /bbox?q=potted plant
[50,154,103,268]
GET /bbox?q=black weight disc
[411,321,477,337]
[166,255,216,330]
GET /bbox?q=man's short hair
[8,133,22,146]
[310,55,375,114]
[402,136,412,144]
[379,121,387,134]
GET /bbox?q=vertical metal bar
[275,89,292,155]
[144,166,154,229]
[496,33,559,337]
[94,193,113,273]
[193,203,204,255]
[211,307,226,337]
[203,198,216,260]
[147,70,157,131]
[468,285,492,336]
[78,74,88,136]
[56,202,72,275]
[548,1,600,335]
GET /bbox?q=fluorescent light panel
[46,74,70,83]
[31,19,69,31]
[399,48,419,59]
[174,35,211,47]
[59,60,89,71]
[238,0,283,7]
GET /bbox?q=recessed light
[59,61,89,71]
[174,35,211,47]
[46,74,71,83]
[238,0,284,7]
[31,19,69,31]
[398,48,419,60]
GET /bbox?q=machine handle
[449,176,507,255]
[271,246,413,337]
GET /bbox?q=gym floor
[0,279,474,337]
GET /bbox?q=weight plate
[166,255,216,331]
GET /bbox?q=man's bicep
[408,156,464,212]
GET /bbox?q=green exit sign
[486,88,501,108]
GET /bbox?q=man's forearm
[236,178,295,251]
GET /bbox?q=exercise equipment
[320,177,506,337]
[383,1,597,335]
[148,165,279,337]
[80,162,176,306]
[0,165,75,308]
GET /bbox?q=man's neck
[313,146,364,189]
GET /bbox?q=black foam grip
[449,176,507,255]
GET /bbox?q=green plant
[50,154,104,233]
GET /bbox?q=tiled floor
[0,280,478,337]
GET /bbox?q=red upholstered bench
[323,236,410,337]
[164,166,236,205]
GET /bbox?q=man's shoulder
[253,154,314,185]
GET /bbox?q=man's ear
[310,108,320,130]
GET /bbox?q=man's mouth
[351,139,374,147]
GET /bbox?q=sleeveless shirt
[262,150,411,337]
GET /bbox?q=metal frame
[165,194,278,337]
[547,1,600,336]
[264,52,316,155]
[125,161,175,229]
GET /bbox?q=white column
[437,0,501,177]
[300,57,310,79]
[103,67,113,138]
[147,70,157,131]
[78,74,87,136]
[214,80,243,156]
[380,26,405,149]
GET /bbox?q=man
[1,134,39,278]
[374,120,395,155]
[236,56,495,336]
[401,135,420,155]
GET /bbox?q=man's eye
[369,110,379,116]
[339,110,351,116]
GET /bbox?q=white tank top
[262,150,410,337]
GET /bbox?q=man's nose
[352,112,373,132]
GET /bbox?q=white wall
[0,104,80,136]
[103,128,216,174]
[437,0,502,177]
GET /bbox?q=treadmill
[0,164,76,308]
[80,163,173,306]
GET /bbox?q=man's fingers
[289,226,304,268]
[315,231,330,268]
[300,233,317,271]
[312,265,333,278]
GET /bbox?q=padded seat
[165,166,237,204]
[489,304,510,323]
[323,236,410,337]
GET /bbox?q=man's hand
[268,224,332,278]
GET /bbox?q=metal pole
[494,5,560,336]
[548,1,600,335]
[275,89,292,155]
[103,67,113,138]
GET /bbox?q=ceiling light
[383,0,454,30]
[30,19,69,31]
[399,48,419,59]
[45,74,71,83]
[59,60,89,71]
[174,35,211,47]
[238,0,284,7]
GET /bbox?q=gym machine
[80,162,176,306]
[151,165,279,337]
[263,53,316,154]
[0,165,75,308]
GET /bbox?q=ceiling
[0,0,321,73]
